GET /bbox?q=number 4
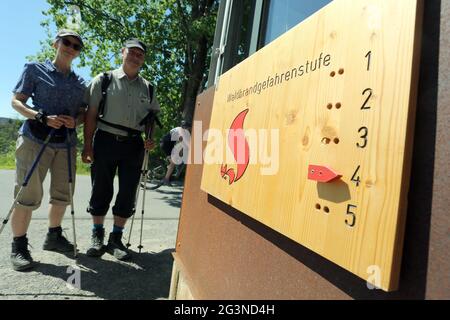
[351,166,361,187]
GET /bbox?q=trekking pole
[126,148,149,248]
[0,129,55,236]
[137,151,149,253]
[66,127,77,258]
[126,111,160,251]
[138,112,158,253]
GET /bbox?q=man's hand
[46,115,65,129]
[82,145,94,163]
[144,139,155,151]
[58,115,76,129]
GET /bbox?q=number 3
[357,127,368,148]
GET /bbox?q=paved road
[0,170,182,300]
[0,170,182,220]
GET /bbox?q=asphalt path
[0,169,182,300]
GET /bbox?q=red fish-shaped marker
[308,165,342,183]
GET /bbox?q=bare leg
[11,208,32,237]
[48,204,67,228]
[113,215,127,228]
[92,216,106,225]
[164,159,176,181]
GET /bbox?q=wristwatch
[34,110,47,124]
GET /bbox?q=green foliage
[0,119,90,175]
[0,119,22,154]
[19,0,219,173]
[0,119,21,170]
[29,0,219,131]
[75,127,90,174]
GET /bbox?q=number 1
[365,51,372,71]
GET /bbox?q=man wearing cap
[82,38,159,261]
[9,29,86,271]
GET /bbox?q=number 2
[361,88,372,110]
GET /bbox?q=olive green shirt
[85,67,160,136]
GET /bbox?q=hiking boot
[42,229,74,252]
[11,237,34,271]
[86,228,105,257]
[106,232,131,261]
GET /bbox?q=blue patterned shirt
[12,60,87,148]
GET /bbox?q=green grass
[0,151,91,175]
[75,154,91,175]
[0,152,16,169]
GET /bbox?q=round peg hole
[324,206,330,213]
[322,137,331,144]
[338,68,344,75]
[330,71,336,77]
[316,204,321,210]
[327,103,333,110]
[333,138,340,144]
[335,103,342,109]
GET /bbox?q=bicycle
[142,158,186,190]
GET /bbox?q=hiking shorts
[14,135,76,210]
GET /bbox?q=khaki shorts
[14,135,76,210]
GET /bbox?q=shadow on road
[152,188,183,208]
[18,249,175,300]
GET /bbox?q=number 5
[346,204,357,227]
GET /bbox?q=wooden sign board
[201,0,423,291]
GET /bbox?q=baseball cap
[124,38,147,54]
[55,29,84,47]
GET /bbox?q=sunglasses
[61,38,82,51]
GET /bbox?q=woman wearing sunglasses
[8,29,87,271]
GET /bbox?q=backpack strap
[96,73,157,137]
[148,83,154,104]
[97,71,113,119]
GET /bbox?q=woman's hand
[58,115,76,129]
[46,115,65,129]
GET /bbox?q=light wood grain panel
[201,0,422,291]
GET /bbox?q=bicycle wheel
[142,164,166,190]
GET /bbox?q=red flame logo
[220,109,250,185]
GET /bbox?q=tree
[34,0,219,129]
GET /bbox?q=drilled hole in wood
[324,206,330,213]
[330,71,336,77]
[327,103,333,110]
[338,68,344,75]
[316,204,321,210]
[334,138,340,144]
[322,137,331,144]
[335,102,342,109]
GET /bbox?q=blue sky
[0,0,90,119]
